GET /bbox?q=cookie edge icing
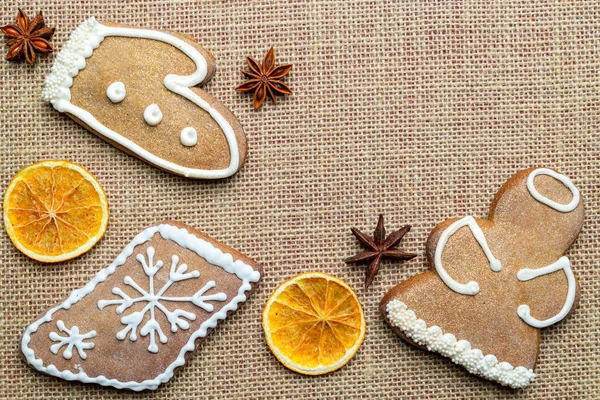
[385,299,536,389]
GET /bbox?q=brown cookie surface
[380,167,584,389]
[21,221,262,390]
[42,18,247,179]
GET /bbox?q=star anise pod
[235,47,292,109]
[1,9,55,65]
[345,215,417,289]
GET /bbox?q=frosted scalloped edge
[42,17,101,102]
[21,223,261,391]
[385,300,536,389]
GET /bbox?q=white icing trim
[385,300,536,389]
[526,168,580,212]
[22,224,261,391]
[180,127,198,146]
[517,257,576,328]
[41,17,240,179]
[434,216,502,295]
[106,81,126,103]
[143,104,163,126]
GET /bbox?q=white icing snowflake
[49,320,96,360]
[98,247,227,353]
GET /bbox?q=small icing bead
[442,333,456,346]
[180,127,198,147]
[143,104,163,126]
[106,82,126,103]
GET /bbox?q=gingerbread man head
[380,167,584,389]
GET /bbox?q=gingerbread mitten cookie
[21,221,261,390]
[380,168,584,388]
[42,18,247,179]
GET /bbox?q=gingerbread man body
[380,168,584,388]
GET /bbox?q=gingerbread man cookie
[42,18,247,179]
[380,168,584,388]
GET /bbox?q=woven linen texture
[0,1,598,398]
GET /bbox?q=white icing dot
[144,104,163,126]
[180,127,198,147]
[106,82,126,103]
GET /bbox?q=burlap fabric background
[0,1,598,398]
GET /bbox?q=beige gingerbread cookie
[42,18,247,179]
[21,221,261,390]
[380,168,584,388]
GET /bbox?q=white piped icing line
[385,300,536,388]
[49,321,96,360]
[435,216,502,295]
[21,223,261,391]
[526,168,580,213]
[106,81,126,103]
[180,127,198,146]
[143,104,163,126]
[517,256,576,328]
[41,17,240,179]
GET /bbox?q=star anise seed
[1,9,55,65]
[235,47,292,109]
[345,215,417,289]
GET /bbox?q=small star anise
[345,215,417,289]
[235,47,292,109]
[1,9,55,65]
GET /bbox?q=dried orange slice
[263,272,366,375]
[3,160,109,263]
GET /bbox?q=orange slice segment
[4,160,109,263]
[263,272,366,375]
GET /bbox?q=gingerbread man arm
[516,257,578,328]
[426,216,503,297]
